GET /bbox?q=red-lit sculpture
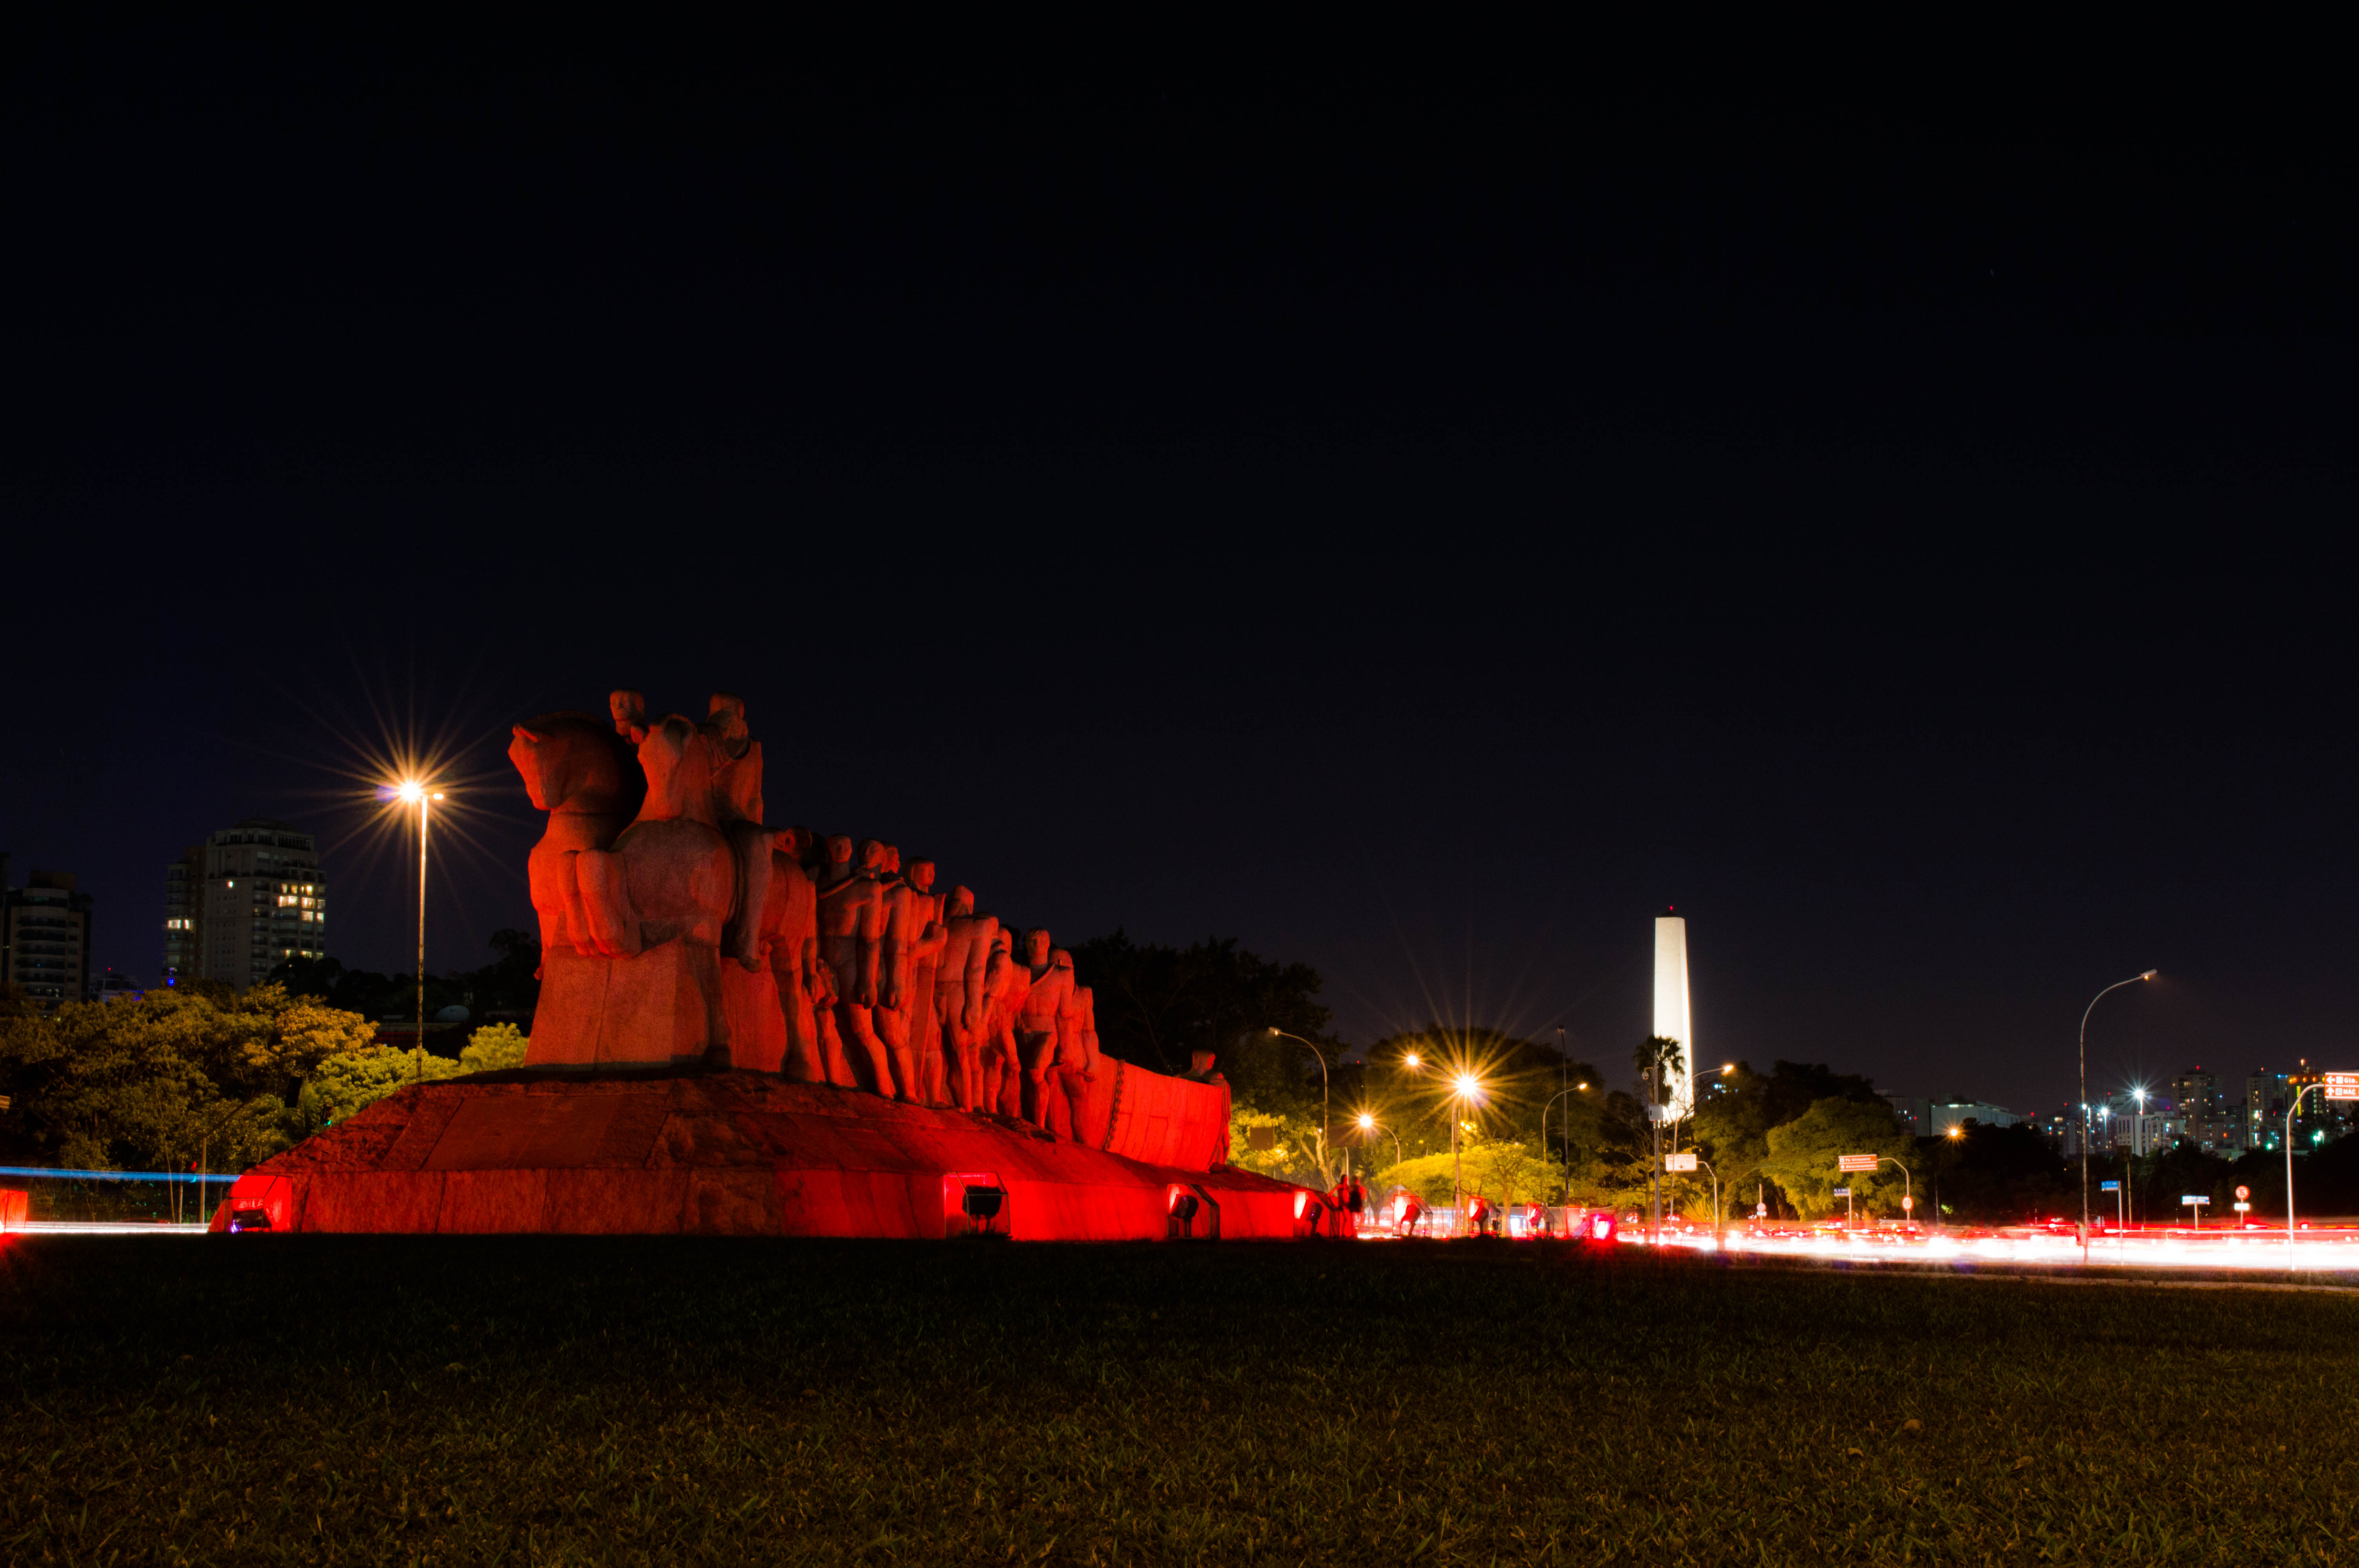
[215,685,1313,1240]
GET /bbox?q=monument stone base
[211,1070,1316,1241]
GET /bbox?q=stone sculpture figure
[873,846,925,1101]
[816,835,896,1096]
[932,887,997,1110]
[509,711,647,964]
[978,926,1030,1116]
[1058,973,1102,1140]
[703,693,774,979]
[878,857,950,1104]
[1015,929,1074,1131]
[905,861,950,1104]
[610,688,650,745]
[520,708,736,1067]
[756,826,835,1083]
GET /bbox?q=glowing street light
[1355,1111,1402,1170]
[1403,1051,1422,1071]
[1448,1070,1487,1238]
[2078,970,2157,1263]
[383,778,445,1080]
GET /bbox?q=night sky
[6,21,2356,1112]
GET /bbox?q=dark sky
[5,20,2356,1112]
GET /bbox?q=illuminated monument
[212,688,1318,1240]
[1653,908,1695,1118]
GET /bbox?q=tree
[0,985,374,1175]
[460,1023,529,1073]
[271,928,542,1034]
[1929,1121,2073,1223]
[1227,1103,1326,1186]
[1757,1097,1914,1218]
[297,1047,467,1129]
[1690,1060,1892,1221]
[1362,1025,1590,1165]
[1067,930,1335,1096]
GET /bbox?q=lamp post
[1450,1072,1483,1237]
[1356,1112,1401,1171]
[389,780,445,1083]
[1266,1028,1331,1183]
[2285,1080,2327,1267]
[1540,1087,1580,1203]
[2078,971,2156,1263]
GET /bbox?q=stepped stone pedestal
[213,1065,1314,1241]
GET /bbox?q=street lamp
[1539,1085,1594,1204]
[1450,1071,1483,1237]
[1266,1028,1331,1182]
[1356,1112,1402,1170]
[2078,971,2156,1262]
[386,779,445,1082]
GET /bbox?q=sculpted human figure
[609,688,650,745]
[1014,929,1074,1132]
[978,926,1030,1116]
[748,825,833,1081]
[932,887,997,1110]
[1058,973,1102,1141]
[815,835,895,1096]
[874,845,929,1101]
[880,857,950,1104]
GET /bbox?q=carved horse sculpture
[513,710,743,1068]
[509,711,646,960]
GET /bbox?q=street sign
[2236,1185,2252,1201]
[1902,1195,1914,1211]
[2181,1195,2210,1206]
[2100,1180,2120,1191]
[1832,1187,1852,1198]
[1664,1152,1698,1172]
[2235,1202,2252,1213]
[1838,1153,1879,1172]
[2325,1073,2359,1101]
[1754,1202,1767,1217]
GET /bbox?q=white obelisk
[1653,910,1695,1118]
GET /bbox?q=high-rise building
[162,818,329,991]
[1,855,95,1012]
[160,842,203,984]
[1653,909,1696,1117]
[2170,1067,2239,1153]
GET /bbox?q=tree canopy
[0,985,375,1172]
[1067,931,1336,1103]
[1757,1097,1915,1218]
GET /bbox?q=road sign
[1838,1153,1879,1172]
[1664,1152,1698,1172]
[1754,1202,1767,1217]
[2234,1202,2252,1213]
[2100,1180,2120,1191]
[2236,1185,2252,1201]
[2325,1073,2359,1101]
[1902,1195,1914,1210]
[2181,1195,2210,1206]
[1832,1187,1852,1198]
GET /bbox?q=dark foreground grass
[7,1240,2359,1566]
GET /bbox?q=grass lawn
[6,1238,2359,1564]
